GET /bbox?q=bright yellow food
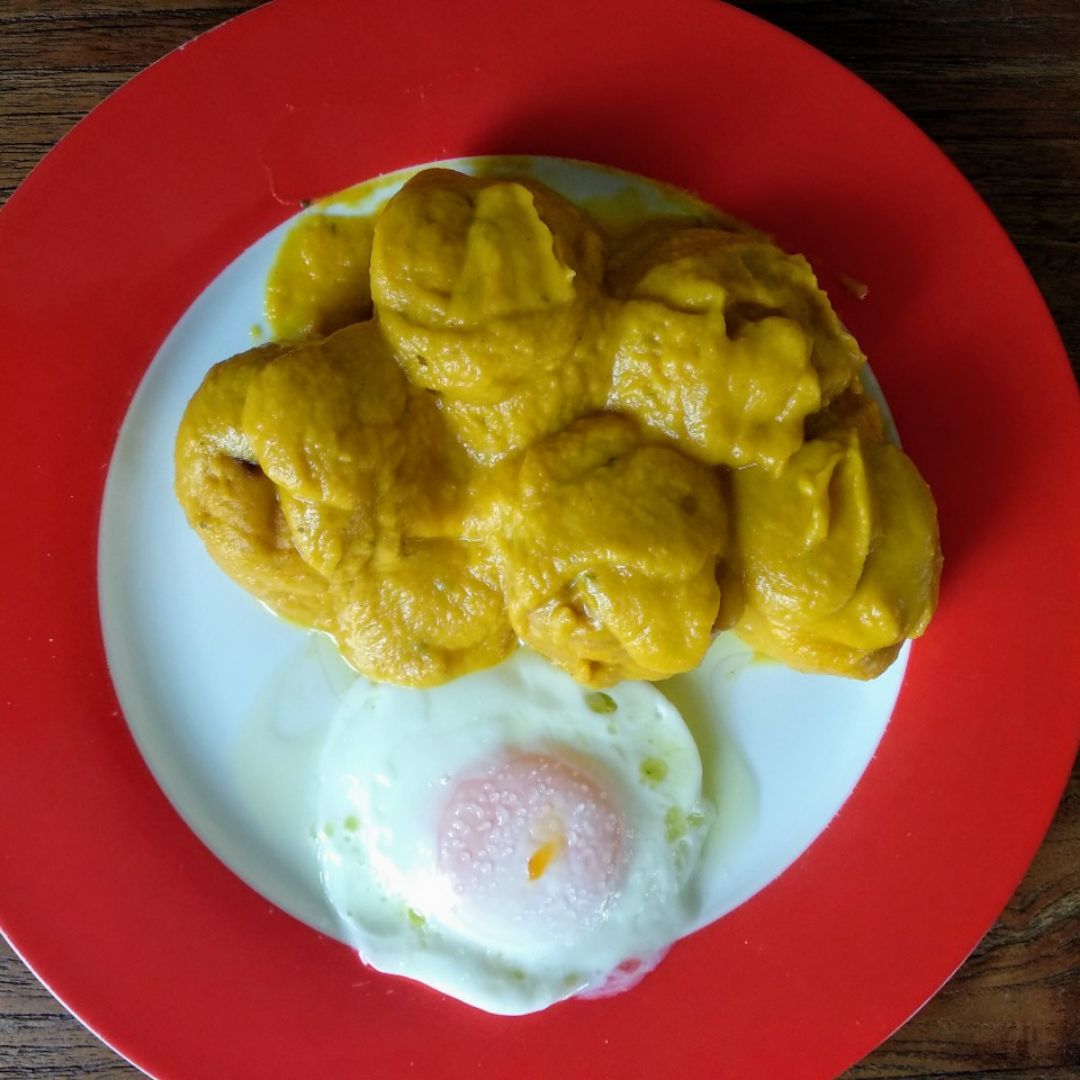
[369,168,609,462]
[174,342,331,628]
[730,426,941,678]
[176,320,506,686]
[265,213,375,340]
[607,225,863,468]
[175,165,941,687]
[489,413,729,686]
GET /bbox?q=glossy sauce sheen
[174,166,941,688]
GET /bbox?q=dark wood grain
[1,1,1076,1077]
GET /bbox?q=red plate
[1,1,1077,1076]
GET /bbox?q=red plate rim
[0,1,1077,1077]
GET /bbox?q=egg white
[314,648,712,1014]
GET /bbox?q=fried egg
[315,648,711,1014]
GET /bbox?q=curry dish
[175,167,941,688]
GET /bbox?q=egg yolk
[437,753,625,944]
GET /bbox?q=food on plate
[177,321,512,686]
[488,413,731,686]
[328,537,515,686]
[174,341,330,627]
[607,224,863,468]
[730,422,941,678]
[171,162,944,1016]
[175,164,941,687]
[369,168,609,462]
[315,649,711,1014]
[265,213,375,340]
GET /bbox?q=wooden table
[1,2,1076,1076]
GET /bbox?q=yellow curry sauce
[265,213,375,340]
[175,167,941,688]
